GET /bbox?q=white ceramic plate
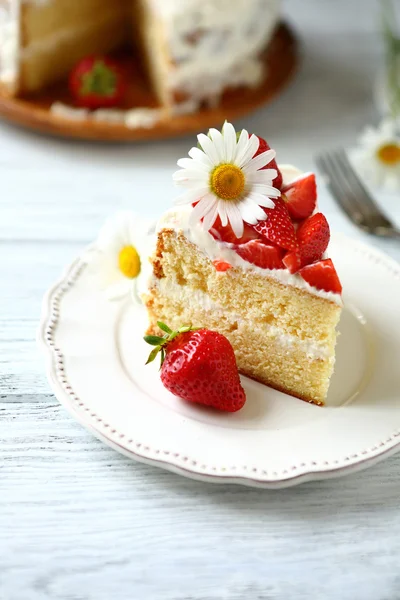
[38,233,400,488]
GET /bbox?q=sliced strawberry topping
[297,213,330,266]
[210,217,260,244]
[299,259,342,294]
[253,198,298,251]
[213,260,232,272]
[283,250,302,274]
[235,240,285,270]
[282,173,317,220]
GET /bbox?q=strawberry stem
[80,60,117,98]
[144,322,194,367]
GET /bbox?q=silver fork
[316,149,400,240]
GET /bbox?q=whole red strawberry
[69,55,127,109]
[253,197,298,251]
[252,135,283,190]
[145,322,246,412]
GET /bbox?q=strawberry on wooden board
[297,213,330,266]
[282,173,317,220]
[252,135,283,190]
[235,240,285,270]
[299,259,342,294]
[253,198,298,251]
[69,55,127,109]
[145,322,246,412]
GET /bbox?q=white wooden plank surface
[2,1,400,599]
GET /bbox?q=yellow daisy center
[210,163,245,200]
[376,143,400,166]
[118,245,141,279]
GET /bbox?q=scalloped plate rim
[37,233,400,489]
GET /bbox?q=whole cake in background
[144,122,343,406]
[0,0,281,118]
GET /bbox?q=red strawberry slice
[253,198,298,251]
[213,260,232,272]
[297,213,330,266]
[210,217,260,244]
[299,259,342,294]
[283,250,302,274]
[252,135,283,190]
[235,240,285,270]
[282,173,317,220]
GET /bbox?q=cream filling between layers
[150,276,333,361]
[156,165,343,306]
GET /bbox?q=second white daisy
[85,211,152,301]
[350,119,400,191]
[173,121,281,238]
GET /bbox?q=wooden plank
[2,402,400,600]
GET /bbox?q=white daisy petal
[198,133,220,165]
[173,169,207,183]
[202,202,220,231]
[234,128,250,166]
[244,149,276,173]
[222,121,237,163]
[238,198,266,224]
[250,183,280,196]
[251,181,280,196]
[174,187,209,205]
[226,203,244,238]
[218,201,228,226]
[246,168,277,182]
[246,199,268,221]
[238,134,260,168]
[248,192,276,208]
[188,146,213,167]
[189,194,217,226]
[208,128,225,163]
[105,278,132,301]
[177,157,209,172]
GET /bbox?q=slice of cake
[0,0,280,115]
[144,122,342,406]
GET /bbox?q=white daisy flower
[85,211,152,301]
[173,121,281,238]
[350,119,400,191]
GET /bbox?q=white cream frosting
[1,0,280,114]
[151,0,280,106]
[152,276,333,361]
[156,165,343,306]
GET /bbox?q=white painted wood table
[2,2,400,599]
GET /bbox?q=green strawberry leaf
[145,346,160,365]
[157,321,172,334]
[144,335,165,346]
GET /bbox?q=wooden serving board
[0,23,298,141]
